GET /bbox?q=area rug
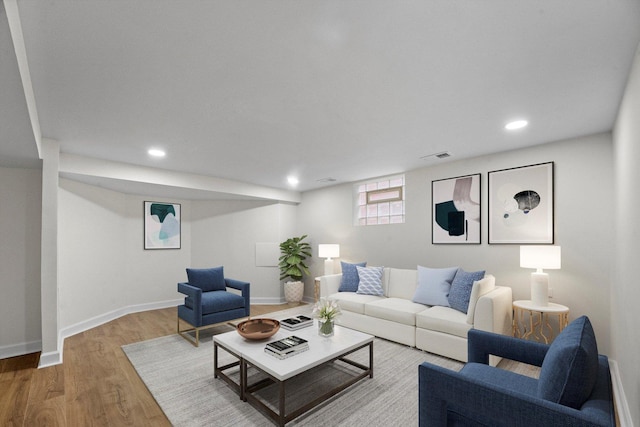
[122,307,534,426]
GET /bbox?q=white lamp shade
[520,246,561,270]
[318,244,340,259]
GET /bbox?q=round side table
[314,277,321,302]
[512,300,569,344]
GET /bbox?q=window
[355,175,405,225]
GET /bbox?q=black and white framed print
[432,173,481,244]
[144,201,181,249]
[488,162,554,244]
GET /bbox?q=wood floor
[0,304,293,426]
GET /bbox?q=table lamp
[318,244,340,276]
[520,246,561,306]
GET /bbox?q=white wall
[190,201,297,303]
[613,41,640,426]
[298,133,614,354]
[5,124,631,422]
[0,167,42,358]
[58,178,189,329]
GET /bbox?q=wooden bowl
[236,318,280,340]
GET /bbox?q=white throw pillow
[466,274,496,324]
[412,265,459,307]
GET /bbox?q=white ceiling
[2,1,640,197]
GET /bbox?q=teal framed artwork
[432,173,481,244]
[144,201,181,249]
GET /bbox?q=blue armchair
[177,266,250,346]
[419,316,615,426]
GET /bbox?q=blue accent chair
[419,316,615,426]
[177,266,250,346]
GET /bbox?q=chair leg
[177,314,200,347]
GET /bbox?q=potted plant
[312,298,341,337]
[279,234,311,304]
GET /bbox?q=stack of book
[280,315,313,331]
[264,335,309,359]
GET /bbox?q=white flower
[312,298,341,322]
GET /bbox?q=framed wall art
[488,162,554,244]
[144,201,181,249]
[432,173,481,244]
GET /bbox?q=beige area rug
[122,306,536,426]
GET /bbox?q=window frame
[366,186,403,204]
[354,175,405,226]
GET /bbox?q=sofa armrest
[178,282,201,300]
[225,278,250,313]
[419,362,611,427]
[178,282,202,319]
[225,278,250,295]
[320,274,342,298]
[467,329,549,366]
[474,286,513,335]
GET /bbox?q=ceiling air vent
[317,177,337,183]
[420,151,453,161]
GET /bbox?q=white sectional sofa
[320,267,513,365]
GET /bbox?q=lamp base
[324,258,334,276]
[531,272,549,306]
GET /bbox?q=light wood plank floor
[0,304,294,426]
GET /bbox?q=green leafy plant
[279,235,312,282]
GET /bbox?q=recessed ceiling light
[505,120,528,130]
[148,149,166,157]
[287,176,299,187]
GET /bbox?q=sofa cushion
[448,269,485,313]
[466,275,496,324]
[339,261,367,292]
[416,306,471,338]
[356,266,384,296]
[186,266,225,292]
[412,266,459,307]
[365,298,427,326]
[387,268,418,299]
[537,316,599,409]
[328,292,384,314]
[185,290,245,315]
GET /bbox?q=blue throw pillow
[448,269,485,313]
[412,266,459,306]
[537,316,599,409]
[356,266,385,296]
[339,261,366,292]
[186,267,226,292]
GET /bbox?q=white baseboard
[250,296,315,305]
[609,359,634,427]
[35,296,316,369]
[59,298,183,340]
[250,297,286,304]
[38,350,62,368]
[0,340,42,360]
[38,298,182,368]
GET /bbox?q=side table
[512,300,569,344]
[314,277,320,302]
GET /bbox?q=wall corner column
[38,138,61,367]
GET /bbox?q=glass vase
[318,319,334,337]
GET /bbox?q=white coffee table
[214,322,374,426]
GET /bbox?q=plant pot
[284,281,304,305]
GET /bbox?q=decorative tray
[236,318,280,340]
